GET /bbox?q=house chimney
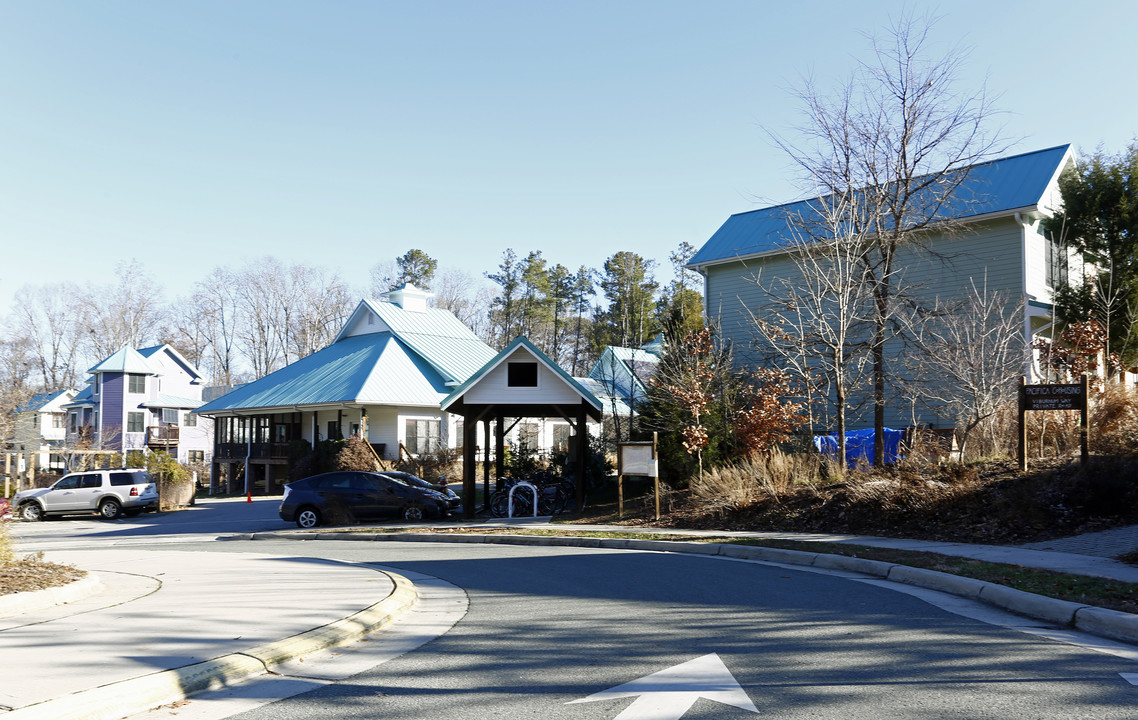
[386,283,433,313]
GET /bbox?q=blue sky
[1,1,1135,313]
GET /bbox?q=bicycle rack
[507,481,539,518]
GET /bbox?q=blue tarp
[813,428,904,468]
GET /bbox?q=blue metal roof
[14,390,72,413]
[196,332,452,414]
[63,386,95,408]
[689,145,1072,267]
[361,299,498,383]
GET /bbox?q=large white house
[195,284,500,493]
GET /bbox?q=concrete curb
[249,529,1138,645]
[5,570,417,720]
[0,572,103,619]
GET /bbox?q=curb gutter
[5,571,417,720]
[250,530,1138,646]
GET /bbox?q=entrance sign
[1018,375,1089,470]
[1022,383,1085,411]
[618,434,658,520]
[568,653,758,719]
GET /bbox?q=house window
[188,450,205,464]
[327,420,342,441]
[507,362,539,387]
[1044,230,1068,288]
[553,424,571,453]
[405,419,440,454]
[52,414,64,429]
[519,422,539,451]
[70,413,77,433]
[162,408,179,425]
[128,374,146,394]
[127,412,144,433]
[184,413,197,427]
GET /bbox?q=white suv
[13,469,159,521]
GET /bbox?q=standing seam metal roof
[689,145,1071,267]
[194,333,452,414]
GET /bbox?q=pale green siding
[704,217,1027,431]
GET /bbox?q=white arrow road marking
[568,653,758,719]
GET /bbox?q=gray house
[687,144,1076,431]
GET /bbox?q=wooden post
[575,403,587,512]
[462,416,477,520]
[1080,373,1090,466]
[617,444,624,520]
[495,416,505,492]
[4,453,10,497]
[653,432,660,522]
[1018,377,1027,472]
[28,456,35,489]
[482,418,491,511]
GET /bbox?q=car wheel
[401,503,425,521]
[296,507,321,529]
[99,499,122,520]
[123,508,142,518]
[20,502,44,522]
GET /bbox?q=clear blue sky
[1,1,1135,313]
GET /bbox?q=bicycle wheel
[490,491,510,518]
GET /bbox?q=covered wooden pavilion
[441,336,603,519]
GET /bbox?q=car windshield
[386,472,432,488]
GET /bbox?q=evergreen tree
[394,249,438,289]
[486,249,523,348]
[1046,142,1138,371]
[596,251,659,350]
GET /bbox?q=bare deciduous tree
[906,278,1024,457]
[774,13,1007,463]
[432,267,495,343]
[12,283,87,390]
[748,192,875,462]
[83,260,168,359]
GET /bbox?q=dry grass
[660,453,1138,545]
[0,550,85,596]
[691,450,846,515]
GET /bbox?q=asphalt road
[9,496,287,549]
[13,503,1138,719]
[164,538,1138,719]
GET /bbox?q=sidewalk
[0,547,412,719]
[474,518,1138,583]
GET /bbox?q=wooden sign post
[1018,374,1089,471]
[618,433,659,520]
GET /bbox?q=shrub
[336,436,381,471]
[1091,384,1138,455]
[395,446,460,482]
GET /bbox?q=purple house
[63,344,213,465]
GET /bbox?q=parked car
[12,469,159,521]
[379,471,461,513]
[279,471,453,529]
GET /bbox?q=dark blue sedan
[279,471,452,528]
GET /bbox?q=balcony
[147,426,180,447]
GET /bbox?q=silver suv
[13,469,159,521]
